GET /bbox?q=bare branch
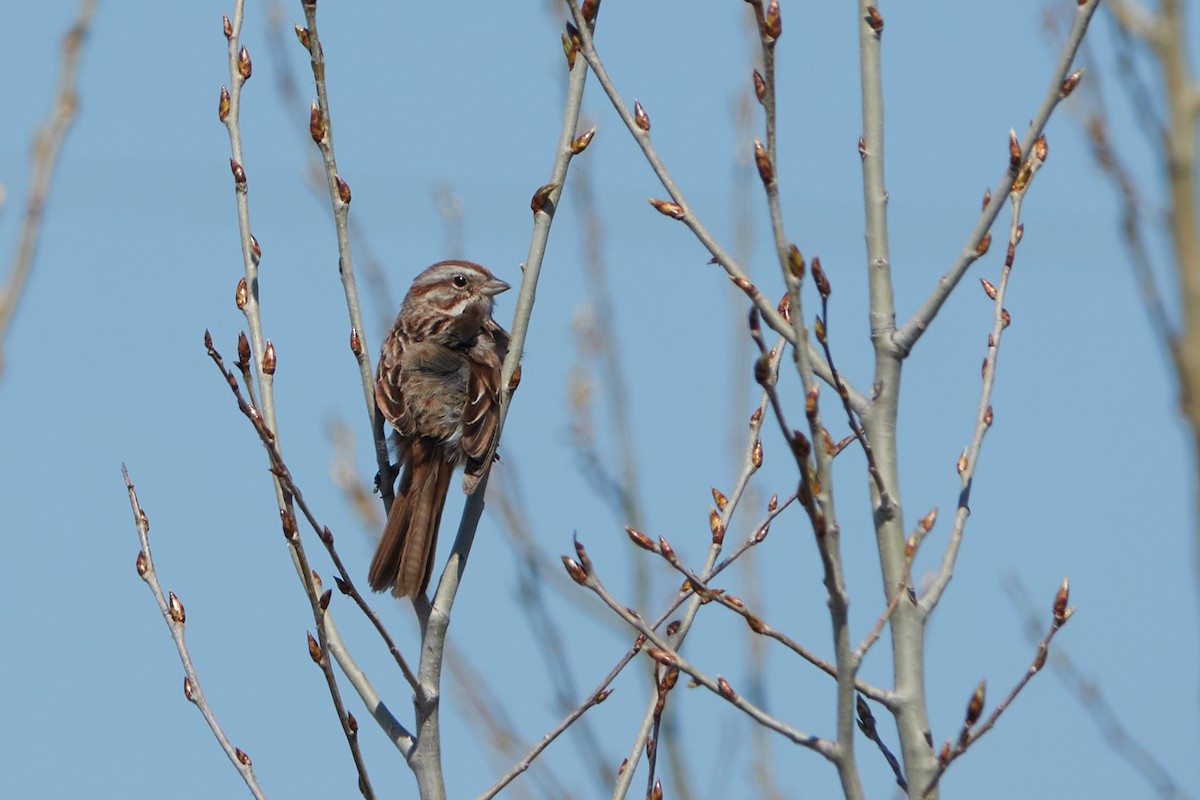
[0,0,96,379]
[123,466,268,800]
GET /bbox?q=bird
[368,260,510,597]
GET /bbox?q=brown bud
[350,327,362,356]
[570,127,596,154]
[750,407,762,427]
[333,575,349,595]
[311,571,322,592]
[865,6,884,33]
[976,232,992,256]
[235,748,251,767]
[309,101,324,143]
[711,487,728,511]
[1035,135,1048,163]
[752,70,766,104]
[709,507,726,544]
[982,188,993,210]
[1052,577,1070,626]
[183,675,195,702]
[1015,223,1024,245]
[649,198,685,219]
[233,278,248,310]
[777,292,791,322]
[905,534,918,559]
[230,159,246,185]
[981,357,989,380]
[858,136,867,159]
[646,647,678,668]
[665,619,681,636]
[920,507,938,533]
[531,182,558,216]
[249,234,261,263]
[657,536,675,561]
[562,556,587,585]
[1060,68,1083,98]
[319,589,332,611]
[634,100,651,132]
[956,448,968,476]
[218,86,231,122]
[787,244,805,280]
[307,632,322,663]
[805,384,819,419]
[263,341,276,375]
[811,256,830,298]
[223,15,233,39]
[135,550,148,577]
[561,31,577,70]
[651,780,663,800]
[594,689,613,705]
[984,406,994,427]
[281,508,297,541]
[508,363,523,393]
[1001,308,1011,328]
[745,613,768,634]
[347,712,358,734]
[237,46,252,81]
[938,742,951,764]
[763,0,782,39]
[717,676,736,699]
[294,25,310,49]
[754,353,771,386]
[753,139,774,185]
[1008,130,1022,172]
[581,0,601,24]
[965,681,986,726]
[168,591,186,624]
[618,759,629,777]
[814,316,827,344]
[237,331,251,365]
[980,278,997,300]
[751,439,763,468]
[336,176,351,204]
[768,493,778,512]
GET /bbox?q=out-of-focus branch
[0,0,96,380]
[123,466,268,800]
[1004,575,1193,800]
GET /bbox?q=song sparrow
[368,260,511,597]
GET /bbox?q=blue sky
[2,1,1197,798]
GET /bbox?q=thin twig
[0,0,96,379]
[922,580,1074,797]
[123,466,268,800]
[297,0,392,498]
[921,137,1045,615]
[564,542,837,760]
[894,0,1102,354]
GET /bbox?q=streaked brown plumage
[368,260,510,597]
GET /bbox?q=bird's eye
[452,274,468,288]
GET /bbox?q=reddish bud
[294,25,310,49]
[183,676,195,702]
[218,86,230,122]
[646,648,678,668]
[717,676,736,699]
[634,100,651,132]
[235,748,251,767]
[966,681,986,726]
[763,0,782,39]
[309,101,324,143]
[1008,130,1022,172]
[237,332,251,365]
[336,176,351,204]
[230,159,246,185]
[711,487,728,511]
[1035,135,1048,163]
[984,406,994,427]
[980,278,997,299]
[709,508,726,544]
[649,198,685,219]
[976,232,992,257]
[920,507,938,533]
[752,70,766,103]
[956,448,968,476]
[751,439,763,468]
[1001,308,1011,328]
[136,551,148,577]
[350,327,362,356]
[562,556,587,585]
[168,591,186,624]
[570,127,596,154]
[581,0,601,24]
[235,278,248,309]
[1052,577,1071,626]
[263,341,276,375]
[865,6,884,33]
[319,589,332,611]
[811,256,830,298]
[222,15,233,39]
[531,182,558,216]
[753,139,774,185]
[237,46,252,81]
[347,712,358,734]
[307,632,322,663]
[1061,68,1083,98]
[561,31,577,70]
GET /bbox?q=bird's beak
[482,278,511,297]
